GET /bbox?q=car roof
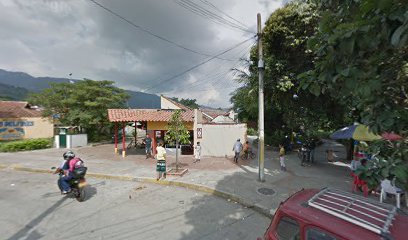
[279,189,408,240]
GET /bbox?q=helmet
[63,151,75,160]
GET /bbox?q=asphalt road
[0,170,270,240]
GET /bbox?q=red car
[262,188,408,240]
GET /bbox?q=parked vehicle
[261,188,408,240]
[53,166,87,202]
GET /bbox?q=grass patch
[0,138,52,152]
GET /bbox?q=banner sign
[0,121,34,140]
[0,121,34,127]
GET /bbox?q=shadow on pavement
[7,197,68,240]
[177,171,271,239]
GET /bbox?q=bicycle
[241,150,256,160]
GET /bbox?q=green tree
[164,110,190,171]
[171,97,199,109]
[301,0,408,191]
[29,79,129,141]
[302,0,408,134]
[231,0,349,145]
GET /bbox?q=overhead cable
[175,0,254,34]
[88,0,234,61]
[143,36,255,93]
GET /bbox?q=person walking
[309,138,316,163]
[232,139,243,163]
[279,144,286,171]
[243,141,250,159]
[155,141,167,180]
[144,134,152,159]
[194,142,201,163]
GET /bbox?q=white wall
[67,134,88,148]
[54,136,60,148]
[194,123,247,157]
[160,96,180,109]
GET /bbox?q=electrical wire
[174,41,253,91]
[168,40,255,93]
[198,0,249,29]
[146,38,253,93]
[175,0,254,34]
[143,36,255,93]
[88,0,235,61]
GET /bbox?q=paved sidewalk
[0,139,354,217]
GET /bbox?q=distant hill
[0,82,30,101]
[125,90,160,109]
[0,69,160,108]
[0,69,70,92]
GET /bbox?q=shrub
[247,128,257,136]
[266,130,286,147]
[0,138,52,152]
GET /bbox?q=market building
[108,96,194,157]
[0,101,54,141]
[108,96,247,157]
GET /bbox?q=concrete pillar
[114,122,118,154]
[122,122,126,157]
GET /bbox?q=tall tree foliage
[301,0,408,191]
[302,0,408,134]
[171,97,199,109]
[29,79,129,140]
[231,0,348,144]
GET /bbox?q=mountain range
[0,69,160,108]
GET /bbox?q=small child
[279,144,286,171]
[194,142,201,163]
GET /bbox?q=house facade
[0,101,54,141]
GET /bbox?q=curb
[1,164,273,218]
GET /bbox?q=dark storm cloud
[0,0,282,106]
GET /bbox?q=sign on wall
[0,121,34,127]
[0,121,34,141]
[197,128,202,139]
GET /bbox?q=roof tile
[0,101,43,118]
[108,109,194,122]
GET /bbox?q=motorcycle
[52,166,88,202]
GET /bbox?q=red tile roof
[0,101,43,118]
[108,109,194,122]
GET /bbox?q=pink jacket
[68,158,81,172]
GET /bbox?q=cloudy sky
[0,0,285,107]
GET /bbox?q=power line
[198,0,250,29]
[169,40,255,92]
[174,43,252,90]
[88,0,235,61]
[143,36,255,93]
[175,0,254,34]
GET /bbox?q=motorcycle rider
[57,151,81,194]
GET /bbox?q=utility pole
[257,13,265,182]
